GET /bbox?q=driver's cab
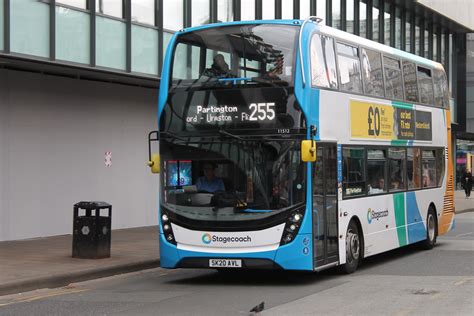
[163,159,247,208]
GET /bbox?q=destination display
[161,87,306,133]
[350,100,432,141]
[185,103,276,125]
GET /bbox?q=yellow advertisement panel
[350,100,394,140]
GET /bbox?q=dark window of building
[343,147,366,197]
[361,48,384,97]
[311,34,338,89]
[403,61,419,102]
[417,66,434,104]
[383,56,404,100]
[388,148,406,191]
[407,147,421,189]
[384,2,391,46]
[433,68,449,108]
[367,149,387,195]
[333,0,341,29]
[337,42,363,93]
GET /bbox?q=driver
[202,54,233,78]
[196,162,225,193]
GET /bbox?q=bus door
[312,143,339,269]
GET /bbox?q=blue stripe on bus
[406,192,427,244]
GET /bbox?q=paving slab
[0,226,160,296]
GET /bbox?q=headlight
[280,210,304,245]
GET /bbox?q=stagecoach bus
[147,17,455,273]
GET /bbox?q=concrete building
[0,0,472,241]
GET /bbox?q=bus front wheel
[341,220,361,274]
[421,207,438,250]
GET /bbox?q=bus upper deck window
[310,34,338,89]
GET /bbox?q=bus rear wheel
[421,207,438,250]
[341,220,361,274]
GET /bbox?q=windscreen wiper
[218,129,243,141]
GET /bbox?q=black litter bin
[72,201,112,259]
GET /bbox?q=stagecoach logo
[201,233,252,245]
[367,208,389,224]
[202,233,212,244]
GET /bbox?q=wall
[0,69,159,241]
[418,0,474,31]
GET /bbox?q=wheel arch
[349,215,365,259]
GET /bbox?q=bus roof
[177,19,444,71]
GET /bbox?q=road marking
[454,232,473,238]
[454,277,473,286]
[0,288,87,307]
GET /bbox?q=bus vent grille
[443,196,455,214]
[447,175,454,192]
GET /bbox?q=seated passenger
[202,54,233,78]
[196,162,225,193]
[369,178,385,194]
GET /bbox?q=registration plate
[209,259,242,268]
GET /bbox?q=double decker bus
[148,17,455,273]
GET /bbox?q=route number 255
[249,103,276,121]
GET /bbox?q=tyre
[421,207,437,250]
[341,220,362,274]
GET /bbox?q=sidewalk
[0,193,472,297]
[0,226,160,296]
[454,189,474,214]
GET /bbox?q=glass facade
[300,0,310,19]
[372,1,379,41]
[0,0,463,91]
[163,1,183,30]
[57,0,87,10]
[395,7,401,49]
[333,0,341,29]
[96,15,126,70]
[132,25,158,75]
[384,3,390,46]
[56,6,90,64]
[360,0,367,38]
[262,0,275,19]
[0,0,3,50]
[241,0,255,21]
[11,0,50,58]
[96,0,123,18]
[282,0,293,19]
[218,0,233,22]
[347,0,354,34]
[317,0,327,25]
[192,0,210,26]
[132,0,155,25]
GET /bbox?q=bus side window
[436,148,445,186]
[433,68,449,108]
[383,56,404,100]
[403,61,419,103]
[422,150,436,188]
[337,42,363,93]
[367,149,387,195]
[407,148,421,189]
[361,48,384,98]
[310,34,338,89]
[417,66,435,105]
[342,147,366,197]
